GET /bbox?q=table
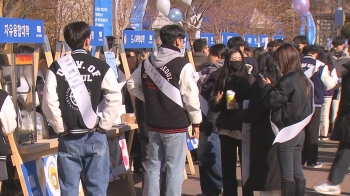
[9,124,138,196]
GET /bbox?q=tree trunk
[0,1,3,17]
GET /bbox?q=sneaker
[306,162,322,168]
[314,182,341,195]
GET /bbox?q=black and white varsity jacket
[0,90,17,162]
[42,49,122,134]
[127,44,202,134]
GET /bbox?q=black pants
[328,141,350,185]
[277,131,305,181]
[220,135,254,196]
[302,107,322,165]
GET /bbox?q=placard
[90,26,104,46]
[105,51,119,78]
[21,155,60,196]
[0,18,44,43]
[94,0,113,36]
[220,32,239,45]
[200,33,215,47]
[109,135,130,180]
[181,33,188,55]
[242,100,250,186]
[243,34,258,48]
[259,34,269,47]
[123,30,154,49]
[273,35,284,40]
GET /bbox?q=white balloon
[182,0,192,6]
[156,0,171,16]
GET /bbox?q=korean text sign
[0,18,44,43]
[123,30,154,49]
[243,34,258,48]
[200,33,215,47]
[259,35,269,47]
[273,35,284,40]
[94,0,113,36]
[90,26,104,46]
[221,32,239,45]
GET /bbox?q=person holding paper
[42,21,122,196]
[0,90,17,195]
[261,43,313,196]
[127,24,202,196]
[210,48,254,196]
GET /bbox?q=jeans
[328,141,350,185]
[277,131,305,181]
[198,132,222,195]
[302,107,321,165]
[320,97,332,137]
[57,131,109,196]
[147,131,186,196]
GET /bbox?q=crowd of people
[1,21,350,196]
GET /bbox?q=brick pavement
[107,140,350,196]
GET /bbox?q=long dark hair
[317,50,332,66]
[212,48,248,95]
[274,43,311,98]
[274,43,302,75]
[258,51,281,84]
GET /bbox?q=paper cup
[226,90,235,109]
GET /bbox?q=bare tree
[0,0,41,17]
[115,0,134,38]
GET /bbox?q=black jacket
[242,76,280,191]
[262,70,313,131]
[331,64,350,141]
[211,74,252,131]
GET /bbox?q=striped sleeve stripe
[148,127,187,134]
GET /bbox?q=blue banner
[220,32,239,45]
[299,16,305,35]
[94,0,113,36]
[0,18,44,43]
[130,0,148,31]
[90,26,104,46]
[273,35,284,40]
[306,11,316,45]
[243,34,258,48]
[259,34,269,47]
[200,33,215,47]
[123,30,154,49]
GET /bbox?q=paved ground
[107,140,350,196]
[1,140,347,195]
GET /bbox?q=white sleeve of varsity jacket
[0,96,17,135]
[42,70,66,134]
[180,63,202,125]
[321,65,338,90]
[99,68,122,130]
[127,66,145,102]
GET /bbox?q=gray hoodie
[331,51,350,78]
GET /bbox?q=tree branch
[19,0,40,18]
